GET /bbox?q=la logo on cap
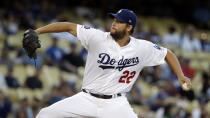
[129,19,132,23]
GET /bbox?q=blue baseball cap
[109,9,137,31]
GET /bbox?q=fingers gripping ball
[22,29,41,59]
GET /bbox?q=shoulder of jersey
[132,37,152,44]
[132,37,155,49]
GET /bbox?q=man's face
[110,19,130,40]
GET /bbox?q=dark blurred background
[0,0,210,29]
[0,0,210,118]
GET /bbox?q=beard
[110,29,127,40]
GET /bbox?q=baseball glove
[22,29,41,59]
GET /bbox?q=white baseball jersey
[77,25,167,95]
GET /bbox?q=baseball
[182,83,190,91]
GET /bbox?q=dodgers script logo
[97,53,139,71]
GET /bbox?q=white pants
[36,92,138,118]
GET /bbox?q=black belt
[82,89,122,99]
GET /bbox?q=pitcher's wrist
[35,29,40,35]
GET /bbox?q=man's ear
[127,25,132,33]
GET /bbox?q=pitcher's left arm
[165,49,191,90]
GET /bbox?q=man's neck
[115,35,130,47]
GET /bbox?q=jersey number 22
[119,70,136,84]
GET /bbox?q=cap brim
[108,13,125,23]
[108,13,116,18]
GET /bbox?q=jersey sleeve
[143,41,167,67]
[77,24,104,50]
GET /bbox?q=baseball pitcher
[23,9,191,118]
